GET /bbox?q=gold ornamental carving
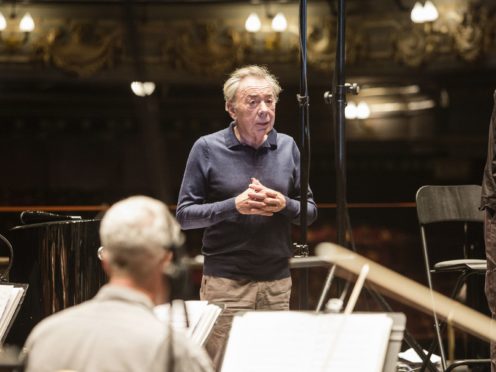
[452,9,488,62]
[39,22,121,77]
[394,3,495,66]
[163,22,242,76]
[1,3,495,77]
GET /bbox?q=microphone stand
[319,1,437,370]
[294,0,311,310]
[317,0,359,314]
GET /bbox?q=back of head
[99,195,184,282]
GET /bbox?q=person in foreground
[481,90,496,372]
[176,65,318,369]
[23,195,214,372]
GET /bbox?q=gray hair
[99,195,184,281]
[223,65,282,106]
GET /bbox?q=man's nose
[259,100,269,112]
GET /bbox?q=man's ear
[226,102,236,120]
[101,254,112,277]
[162,250,173,270]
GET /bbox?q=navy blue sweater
[176,123,317,281]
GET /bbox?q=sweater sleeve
[278,140,318,225]
[176,138,238,230]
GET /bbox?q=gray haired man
[24,195,213,372]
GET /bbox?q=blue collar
[225,121,278,150]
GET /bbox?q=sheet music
[221,312,393,372]
[0,286,24,342]
[154,300,222,346]
[189,304,222,345]
[155,300,209,331]
[0,285,13,321]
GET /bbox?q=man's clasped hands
[235,177,286,216]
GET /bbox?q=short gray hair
[99,195,184,281]
[223,65,282,105]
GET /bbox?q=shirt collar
[94,284,155,310]
[225,121,278,150]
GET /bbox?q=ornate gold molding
[0,3,494,77]
[394,3,495,66]
[39,22,121,77]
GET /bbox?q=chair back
[415,184,488,367]
[416,185,483,225]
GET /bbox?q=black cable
[333,0,346,248]
[296,0,312,310]
[297,0,310,242]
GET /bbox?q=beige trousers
[200,275,292,371]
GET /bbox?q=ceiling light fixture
[356,102,371,119]
[245,12,262,33]
[0,12,7,31]
[0,6,36,48]
[271,12,287,32]
[0,8,36,33]
[410,1,439,23]
[345,101,371,120]
[130,82,156,97]
[423,1,439,22]
[345,102,357,119]
[19,12,35,33]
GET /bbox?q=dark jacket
[481,90,496,210]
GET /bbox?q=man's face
[228,76,276,140]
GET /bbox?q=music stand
[219,310,405,372]
[0,283,28,345]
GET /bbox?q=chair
[416,185,490,371]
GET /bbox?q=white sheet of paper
[154,300,209,331]
[154,300,221,346]
[221,312,393,372]
[0,285,14,323]
[0,286,24,342]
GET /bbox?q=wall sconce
[345,101,371,120]
[410,1,439,23]
[245,13,262,33]
[271,12,287,32]
[19,12,34,32]
[243,6,289,51]
[130,81,156,97]
[0,8,35,48]
[244,8,288,33]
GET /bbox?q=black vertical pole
[297,0,310,310]
[316,0,348,314]
[334,0,347,248]
[319,4,441,368]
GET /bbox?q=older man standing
[24,196,213,372]
[176,65,318,368]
